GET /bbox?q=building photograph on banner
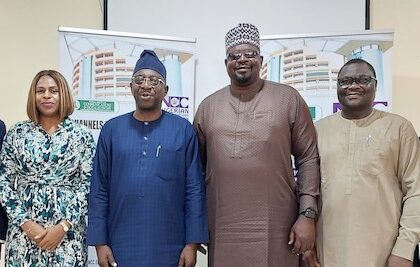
[260,30,393,121]
[59,27,197,141]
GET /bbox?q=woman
[0,70,95,266]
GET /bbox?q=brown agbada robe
[194,80,320,267]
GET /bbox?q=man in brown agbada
[193,23,321,267]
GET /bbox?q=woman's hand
[21,220,47,244]
[37,224,66,251]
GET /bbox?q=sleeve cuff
[391,237,417,261]
[87,221,108,246]
[185,218,209,244]
[299,194,318,214]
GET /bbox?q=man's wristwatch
[299,208,317,219]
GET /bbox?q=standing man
[87,50,208,267]
[0,119,6,253]
[303,59,420,267]
[194,23,320,267]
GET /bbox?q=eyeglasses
[132,75,165,87]
[227,50,259,61]
[337,76,376,88]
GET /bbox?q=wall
[0,0,103,127]
[371,0,420,132]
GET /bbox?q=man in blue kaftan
[87,50,208,267]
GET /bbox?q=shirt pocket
[230,111,273,158]
[154,147,182,181]
[249,111,273,141]
[357,136,387,177]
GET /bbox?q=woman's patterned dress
[0,118,95,266]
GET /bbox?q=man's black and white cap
[225,23,260,51]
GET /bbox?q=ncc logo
[163,96,189,108]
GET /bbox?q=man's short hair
[338,58,377,78]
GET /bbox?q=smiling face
[225,43,263,87]
[130,69,168,114]
[337,62,377,118]
[35,75,60,120]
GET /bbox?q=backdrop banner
[59,27,197,140]
[59,27,197,266]
[260,30,394,121]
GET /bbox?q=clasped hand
[21,220,66,251]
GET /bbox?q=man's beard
[235,73,251,84]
